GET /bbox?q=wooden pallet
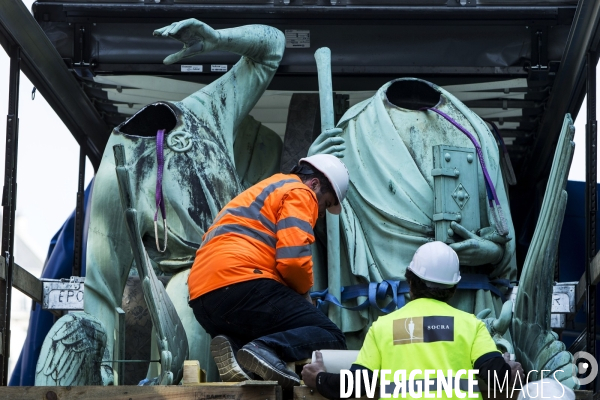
[0,384,589,400]
[0,382,281,400]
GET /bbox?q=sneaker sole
[210,336,251,382]
[237,347,300,389]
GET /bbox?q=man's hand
[307,128,345,158]
[503,352,525,387]
[154,19,220,65]
[302,351,327,389]
[449,222,508,266]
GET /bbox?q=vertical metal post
[72,149,86,277]
[115,307,125,385]
[585,51,598,377]
[0,46,20,385]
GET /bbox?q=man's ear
[307,177,320,191]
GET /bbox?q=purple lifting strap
[424,108,509,236]
[154,129,168,252]
[487,120,510,156]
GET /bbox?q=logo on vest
[393,316,454,345]
[427,325,451,330]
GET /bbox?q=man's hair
[290,162,336,202]
[405,269,457,302]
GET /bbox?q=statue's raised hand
[154,19,219,65]
[449,221,506,266]
[307,128,346,158]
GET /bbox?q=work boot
[210,335,252,382]
[237,341,300,388]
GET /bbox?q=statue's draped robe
[234,115,283,190]
[314,79,517,349]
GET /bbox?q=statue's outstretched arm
[154,19,285,152]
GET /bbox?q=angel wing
[114,144,189,385]
[512,114,578,388]
[35,312,109,386]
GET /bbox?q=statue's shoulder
[337,96,375,128]
[337,82,397,128]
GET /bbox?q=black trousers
[189,278,347,361]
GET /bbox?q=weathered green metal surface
[309,80,576,387]
[512,114,578,388]
[432,145,480,243]
[34,312,110,385]
[477,301,514,354]
[309,78,516,350]
[35,19,285,386]
[113,143,189,385]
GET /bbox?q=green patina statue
[307,79,577,387]
[35,19,285,385]
[308,78,516,341]
[35,19,577,389]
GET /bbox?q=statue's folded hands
[449,221,507,266]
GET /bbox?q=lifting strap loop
[154,129,168,253]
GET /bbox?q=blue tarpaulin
[9,181,93,386]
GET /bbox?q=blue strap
[311,274,511,314]
[311,288,370,312]
[457,274,512,302]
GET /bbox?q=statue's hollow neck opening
[386,80,441,111]
[120,103,177,137]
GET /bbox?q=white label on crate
[43,282,85,310]
[211,64,228,72]
[181,65,203,72]
[551,314,565,329]
[285,30,310,48]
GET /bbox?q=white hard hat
[299,154,349,215]
[407,241,461,288]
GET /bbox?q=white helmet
[299,154,349,215]
[407,241,461,288]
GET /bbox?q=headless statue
[309,78,577,388]
[309,78,517,349]
[35,19,285,385]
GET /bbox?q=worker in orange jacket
[188,154,350,388]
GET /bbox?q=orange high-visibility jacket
[188,173,318,300]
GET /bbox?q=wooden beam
[0,384,281,400]
[576,250,600,308]
[0,256,43,304]
[183,360,206,386]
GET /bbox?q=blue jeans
[189,278,347,361]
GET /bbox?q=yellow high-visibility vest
[355,298,501,399]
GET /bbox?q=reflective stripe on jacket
[188,173,318,300]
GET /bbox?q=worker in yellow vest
[302,241,524,399]
[188,154,350,388]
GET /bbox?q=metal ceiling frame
[37,3,574,23]
[521,0,600,184]
[0,0,110,169]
